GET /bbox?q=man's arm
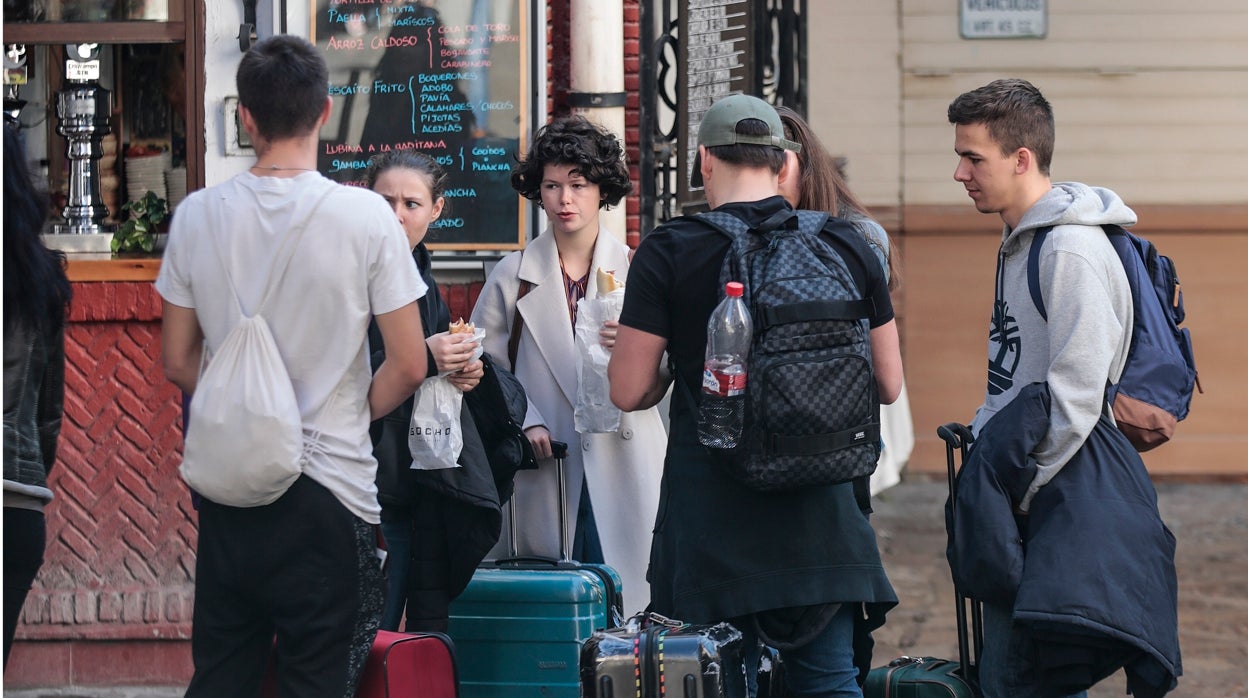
[870,318,903,405]
[161,300,205,395]
[610,325,671,411]
[369,301,428,419]
[1019,246,1126,509]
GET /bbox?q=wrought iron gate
[638,0,806,233]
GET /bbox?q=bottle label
[702,368,747,397]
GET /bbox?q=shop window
[5,0,172,22]
[4,0,202,244]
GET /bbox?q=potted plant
[111,191,169,254]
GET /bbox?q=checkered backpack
[696,208,881,492]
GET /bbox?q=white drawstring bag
[180,190,335,507]
[182,315,304,506]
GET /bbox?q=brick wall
[623,0,642,248]
[439,281,485,324]
[6,281,195,687]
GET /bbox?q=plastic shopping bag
[408,375,464,470]
[574,286,625,433]
[468,326,486,361]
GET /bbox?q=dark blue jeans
[379,518,413,631]
[727,604,861,698]
[980,602,1088,698]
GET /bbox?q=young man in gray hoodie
[948,78,1134,697]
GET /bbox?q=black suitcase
[864,423,983,698]
[580,613,745,698]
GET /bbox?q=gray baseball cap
[690,94,801,188]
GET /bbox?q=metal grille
[638,0,806,234]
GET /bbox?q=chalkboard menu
[678,0,753,205]
[312,0,529,249]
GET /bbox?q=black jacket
[4,317,66,503]
[368,243,501,629]
[949,383,1181,697]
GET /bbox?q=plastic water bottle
[699,281,752,449]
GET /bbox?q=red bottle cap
[725,281,744,297]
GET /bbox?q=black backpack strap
[697,208,798,240]
[1027,226,1052,321]
[757,208,800,233]
[760,299,875,328]
[769,423,881,457]
[852,475,873,514]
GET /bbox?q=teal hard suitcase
[447,441,623,698]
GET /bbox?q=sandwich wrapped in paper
[596,267,624,294]
[449,317,486,363]
[575,267,626,433]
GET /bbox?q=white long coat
[471,226,666,615]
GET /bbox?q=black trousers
[3,507,45,668]
[185,475,383,698]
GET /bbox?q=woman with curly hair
[471,116,665,614]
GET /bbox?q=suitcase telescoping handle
[506,440,572,562]
[937,423,984,687]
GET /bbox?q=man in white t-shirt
[156,35,428,697]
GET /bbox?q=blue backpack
[1028,224,1198,451]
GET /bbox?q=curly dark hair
[510,116,632,208]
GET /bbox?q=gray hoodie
[969,182,1135,510]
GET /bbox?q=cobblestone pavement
[7,480,1245,697]
[870,480,1248,698]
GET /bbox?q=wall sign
[960,0,1047,39]
[677,0,753,206]
[312,0,529,249]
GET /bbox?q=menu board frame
[677,0,753,208]
[311,0,531,251]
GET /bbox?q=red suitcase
[263,629,458,697]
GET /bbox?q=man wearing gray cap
[610,93,903,696]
